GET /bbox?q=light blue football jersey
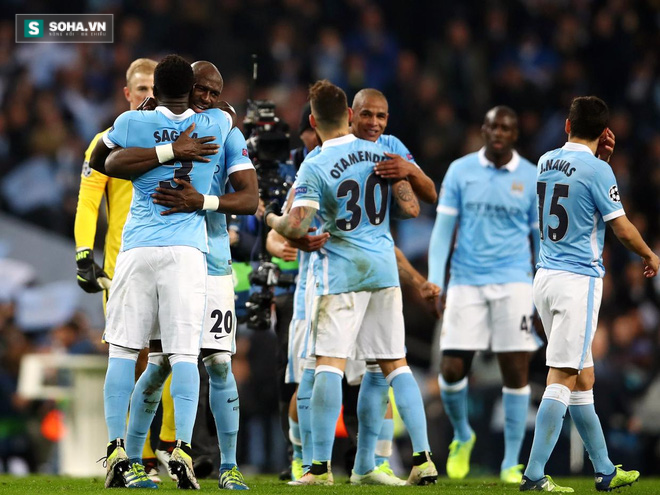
[536,142,624,277]
[206,127,253,276]
[104,106,232,253]
[292,134,398,295]
[438,148,538,287]
[376,134,417,164]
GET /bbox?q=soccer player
[266,106,328,481]
[348,88,439,478]
[428,106,540,483]
[520,96,658,492]
[73,58,175,482]
[99,61,259,490]
[90,55,233,490]
[266,80,437,486]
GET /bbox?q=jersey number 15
[537,182,570,242]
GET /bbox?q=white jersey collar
[321,134,357,150]
[478,147,520,172]
[562,142,594,155]
[155,106,196,121]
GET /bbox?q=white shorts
[533,268,602,370]
[310,287,405,361]
[104,246,206,355]
[344,359,367,386]
[440,283,540,353]
[285,318,307,384]
[200,274,236,354]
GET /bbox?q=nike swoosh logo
[227,397,239,403]
[144,399,160,405]
[297,397,311,401]
[214,334,229,340]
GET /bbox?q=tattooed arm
[391,179,420,219]
[266,205,317,240]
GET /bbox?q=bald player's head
[190,61,223,113]
[351,88,389,142]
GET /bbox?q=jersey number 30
[537,182,570,242]
[336,173,389,231]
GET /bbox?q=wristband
[155,143,175,163]
[202,194,220,211]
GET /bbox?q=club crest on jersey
[511,181,524,195]
[608,185,620,202]
[242,148,248,157]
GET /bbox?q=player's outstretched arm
[266,204,317,240]
[395,246,441,318]
[608,215,659,278]
[391,179,420,219]
[427,212,457,290]
[375,153,438,204]
[152,168,258,216]
[105,123,220,178]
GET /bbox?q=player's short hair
[309,80,348,129]
[484,105,518,126]
[568,96,609,141]
[154,54,194,98]
[352,88,387,111]
[125,58,157,87]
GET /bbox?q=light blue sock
[170,360,200,444]
[569,390,615,475]
[289,417,303,460]
[502,386,531,470]
[297,368,315,468]
[354,371,389,475]
[525,384,571,481]
[104,357,136,441]
[375,418,394,466]
[439,375,472,442]
[205,357,239,468]
[126,362,170,460]
[311,369,343,462]
[389,368,430,453]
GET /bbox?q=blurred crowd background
[0,0,658,479]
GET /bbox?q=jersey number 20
[537,182,570,242]
[336,173,389,231]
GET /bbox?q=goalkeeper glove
[76,248,112,293]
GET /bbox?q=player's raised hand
[419,281,442,319]
[374,153,416,179]
[286,227,330,252]
[643,253,659,278]
[153,178,204,215]
[596,128,615,163]
[172,123,220,163]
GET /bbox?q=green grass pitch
[0,475,655,494]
